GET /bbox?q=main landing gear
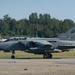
[11,50,15,59]
[43,53,52,59]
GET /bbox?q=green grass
[0,51,43,59]
[0,50,75,59]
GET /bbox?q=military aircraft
[0,26,75,59]
[0,37,75,59]
[0,37,61,59]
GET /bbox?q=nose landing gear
[11,50,15,59]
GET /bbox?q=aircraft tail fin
[58,26,75,40]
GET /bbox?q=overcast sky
[0,0,75,22]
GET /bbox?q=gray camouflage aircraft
[0,37,56,59]
[0,37,75,59]
[0,26,75,59]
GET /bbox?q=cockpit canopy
[6,37,27,41]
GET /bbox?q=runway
[0,58,75,75]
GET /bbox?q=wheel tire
[11,55,15,59]
[43,53,52,59]
[49,54,52,58]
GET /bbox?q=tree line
[0,13,75,38]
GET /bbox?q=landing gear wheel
[11,55,15,59]
[49,54,52,58]
[43,53,47,59]
[11,50,15,59]
[43,53,52,59]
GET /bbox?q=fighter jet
[0,36,75,59]
[0,37,61,59]
[0,26,75,59]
